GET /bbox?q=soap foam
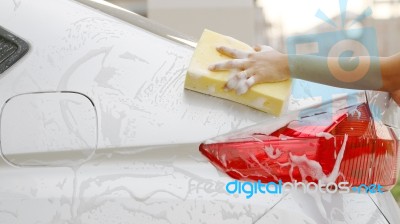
[226,78,238,89]
[322,134,348,183]
[349,108,361,119]
[278,134,289,141]
[316,132,334,140]
[264,145,282,159]
[226,70,253,95]
[245,76,255,87]
[235,78,249,95]
[289,154,326,182]
[251,98,266,109]
[288,134,348,184]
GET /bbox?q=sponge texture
[185,29,292,116]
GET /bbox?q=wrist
[280,54,291,80]
[381,56,400,92]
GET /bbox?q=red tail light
[200,103,399,190]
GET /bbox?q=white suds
[349,108,361,119]
[316,132,334,140]
[226,76,239,89]
[288,154,325,182]
[321,134,348,183]
[278,134,289,141]
[264,145,282,159]
[286,134,349,221]
[251,98,266,109]
[226,70,252,95]
[302,134,348,219]
[288,134,348,184]
[245,76,255,87]
[235,78,248,95]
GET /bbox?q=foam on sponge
[184,29,292,116]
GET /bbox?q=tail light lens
[200,103,399,190]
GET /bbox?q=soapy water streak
[263,134,348,219]
[274,133,348,184]
[264,145,282,160]
[316,132,334,140]
[241,133,347,185]
[12,0,21,10]
[288,134,347,184]
[289,134,349,220]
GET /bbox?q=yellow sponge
[184,29,292,116]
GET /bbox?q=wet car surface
[0,0,399,223]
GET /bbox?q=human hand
[391,89,400,106]
[208,45,290,95]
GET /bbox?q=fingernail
[245,77,255,87]
[236,85,248,95]
[208,65,215,70]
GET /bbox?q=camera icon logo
[285,2,382,124]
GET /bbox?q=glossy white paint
[0,0,399,223]
[1,92,97,166]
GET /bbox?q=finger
[236,70,252,79]
[223,69,256,94]
[254,45,273,52]
[225,69,252,90]
[216,46,250,59]
[233,70,254,95]
[243,68,255,78]
[235,75,257,95]
[254,45,262,52]
[245,76,256,88]
[247,74,264,87]
[235,78,250,95]
[208,59,249,71]
[226,71,240,90]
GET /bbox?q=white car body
[0,0,399,223]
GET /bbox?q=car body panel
[0,0,399,223]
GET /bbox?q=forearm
[380,53,400,92]
[288,54,385,90]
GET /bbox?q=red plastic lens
[200,103,399,190]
